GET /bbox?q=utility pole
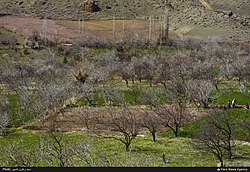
[159,1,170,45]
[122,16,125,36]
[149,14,152,42]
[113,16,116,40]
[152,15,155,43]
[43,17,48,47]
[81,18,84,36]
[77,9,82,36]
[78,18,81,35]
[159,15,167,46]
[54,29,59,46]
[164,6,170,41]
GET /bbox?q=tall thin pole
[164,0,170,40]
[113,16,116,40]
[149,14,152,42]
[54,29,58,46]
[163,14,166,40]
[78,18,81,35]
[165,6,169,40]
[122,16,125,36]
[159,16,163,45]
[152,15,155,42]
[81,18,84,36]
[43,18,48,47]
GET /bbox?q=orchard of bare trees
[0,24,250,168]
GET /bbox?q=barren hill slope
[0,0,249,41]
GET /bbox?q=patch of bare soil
[23,106,205,133]
[24,108,91,132]
[0,15,82,43]
[0,15,161,43]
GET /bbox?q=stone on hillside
[81,0,100,13]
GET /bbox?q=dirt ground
[0,15,91,43]
[24,107,148,132]
[1,15,249,45]
[0,15,163,43]
[1,15,201,45]
[23,106,203,133]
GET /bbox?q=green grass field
[0,127,249,167]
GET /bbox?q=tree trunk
[174,125,178,137]
[203,102,209,109]
[216,151,224,167]
[162,82,167,90]
[219,159,224,167]
[228,139,233,160]
[125,80,129,87]
[149,81,152,87]
[213,80,219,91]
[152,132,156,142]
[174,130,178,137]
[125,144,130,152]
[168,125,179,137]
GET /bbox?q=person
[227,100,231,109]
[246,103,249,109]
[232,98,236,108]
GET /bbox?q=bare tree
[156,104,192,137]
[191,61,220,91]
[153,57,171,89]
[187,80,215,109]
[195,120,226,167]
[139,86,164,108]
[120,62,136,87]
[142,109,162,142]
[194,111,235,166]
[40,132,76,167]
[167,76,188,106]
[8,36,17,51]
[0,59,43,127]
[170,53,192,82]
[231,56,250,85]
[0,95,10,136]
[3,143,42,167]
[73,141,96,166]
[102,85,124,107]
[78,107,100,130]
[133,56,155,86]
[70,60,93,85]
[238,119,250,142]
[104,106,141,152]
[36,72,72,121]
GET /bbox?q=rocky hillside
[0,0,249,42]
[0,0,154,20]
